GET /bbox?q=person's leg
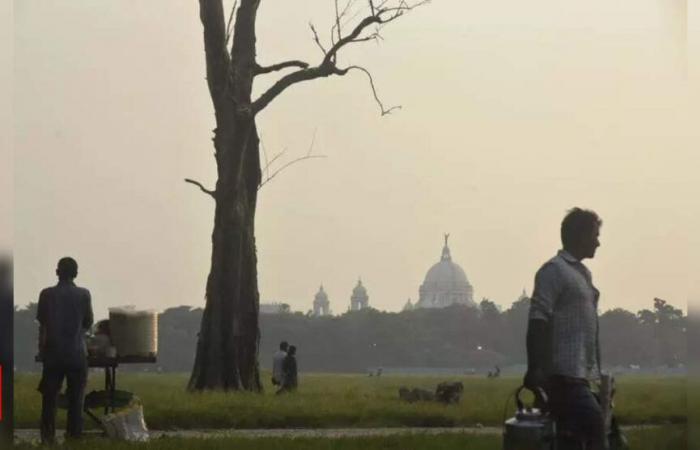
[65,364,88,439]
[39,366,64,445]
[550,382,606,450]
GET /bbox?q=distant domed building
[416,234,474,309]
[313,285,331,316]
[350,278,369,311]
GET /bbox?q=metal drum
[503,386,556,450]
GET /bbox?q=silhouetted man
[272,341,288,386]
[37,257,93,444]
[524,208,605,450]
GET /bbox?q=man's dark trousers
[39,362,87,443]
[547,376,606,450]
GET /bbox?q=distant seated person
[272,341,288,386]
[276,345,298,394]
[37,257,94,444]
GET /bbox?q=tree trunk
[188,0,262,392]
[188,116,263,391]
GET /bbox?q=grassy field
[12,426,688,450]
[14,372,686,430]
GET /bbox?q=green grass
[11,426,688,450]
[13,372,686,430]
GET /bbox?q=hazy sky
[9,0,699,319]
[1,1,12,255]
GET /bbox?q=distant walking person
[272,341,288,386]
[276,345,298,394]
[524,208,605,450]
[37,257,93,444]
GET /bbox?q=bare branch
[253,0,427,115]
[351,32,381,44]
[334,0,342,46]
[264,150,286,172]
[322,15,382,67]
[254,60,310,75]
[331,0,356,46]
[224,0,238,48]
[260,136,270,180]
[258,155,327,189]
[185,178,216,198]
[252,66,336,114]
[338,65,401,115]
[306,128,318,157]
[378,0,430,21]
[310,23,328,55]
[259,132,325,189]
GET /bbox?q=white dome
[352,280,367,296]
[416,235,474,309]
[423,260,470,287]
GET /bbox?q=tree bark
[188,116,262,391]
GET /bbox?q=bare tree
[188,0,427,391]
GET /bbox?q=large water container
[502,386,555,450]
[109,307,158,358]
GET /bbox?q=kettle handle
[515,385,548,411]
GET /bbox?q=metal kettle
[502,385,556,450]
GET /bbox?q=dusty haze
[10,0,699,319]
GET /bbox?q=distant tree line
[13,297,685,373]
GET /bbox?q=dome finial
[441,233,452,261]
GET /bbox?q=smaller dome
[315,285,329,303]
[352,279,367,296]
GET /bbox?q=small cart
[37,354,157,426]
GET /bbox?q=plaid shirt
[529,250,601,381]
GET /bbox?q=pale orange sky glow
[6,0,699,319]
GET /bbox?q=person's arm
[523,263,560,390]
[36,291,47,357]
[83,290,94,331]
[524,318,550,389]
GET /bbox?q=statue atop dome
[416,234,474,309]
[441,233,451,261]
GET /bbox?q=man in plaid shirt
[524,208,605,450]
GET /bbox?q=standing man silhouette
[524,208,605,450]
[37,257,93,444]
